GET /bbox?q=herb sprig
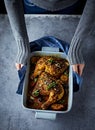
[47,81,57,90]
[33,90,40,97]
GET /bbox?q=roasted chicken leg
[32,72,64,110]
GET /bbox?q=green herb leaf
[58,100,65,104]
[30,96,34,100]
[34,77,38,82]
[34,103,39,106]
[33,90,40,96]
[64,72,69,76]
[48,59,54,64]
[47,81,57,90]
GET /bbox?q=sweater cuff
[68,37,85,65]
[15,38,30,64]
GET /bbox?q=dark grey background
[0,15,95,130]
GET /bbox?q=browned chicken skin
[50,104,64,110]
[33,56,69,78]
[32,72,64,110]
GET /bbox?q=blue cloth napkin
[16,36,83,95]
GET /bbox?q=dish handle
[42,47,59,52]
[35,112,56,120]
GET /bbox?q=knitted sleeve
[4,0,30,64]
[68,0,95,64]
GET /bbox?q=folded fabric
[16,36,83,95]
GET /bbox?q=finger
[78,64,85,76]
[15,63,24,70]
[72,65,78,73]
[15,63,20,70]
[21,64,24,68]
[78,66,82,76]
[77,65,81,76]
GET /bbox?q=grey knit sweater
[4,0,95,65]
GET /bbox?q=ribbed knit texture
[16,38,29,64]
[4,0,30,64]
[68,0,95,64]
[68,37,84,65]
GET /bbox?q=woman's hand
[72,64,85,76]
[15,63,24,70]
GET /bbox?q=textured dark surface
[0,15,95,130]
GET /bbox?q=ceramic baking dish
[22,47,73,120]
